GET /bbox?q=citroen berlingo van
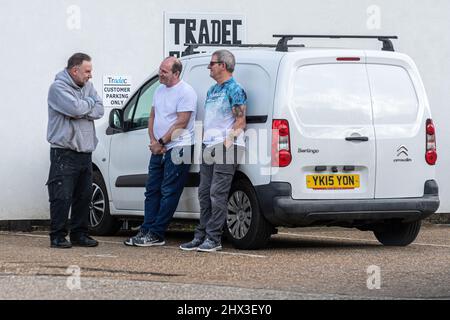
[89,35,439,249]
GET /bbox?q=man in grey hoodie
[46,53,104,248]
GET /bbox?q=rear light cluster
[272,119,292,167]
[425,119,437,165]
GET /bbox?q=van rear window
[367,65,419,125]
[292,64,372,126]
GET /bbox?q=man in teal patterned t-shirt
[180,50,247,252]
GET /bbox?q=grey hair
[213,50,235,73]
[67,53,91,70]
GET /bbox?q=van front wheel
[89,171,122,236]
[373,220,421,246]
[225,179,273,250]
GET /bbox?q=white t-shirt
[152,80,197,150]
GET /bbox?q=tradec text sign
[164,13,246,57]
[102,75,132,108]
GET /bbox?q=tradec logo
[165,14,246,58]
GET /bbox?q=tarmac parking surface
[0,223,449,300]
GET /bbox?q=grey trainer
[179,238,204,251]
[133,231,165,247]
[123,229,147,246]
[197,238,222,252]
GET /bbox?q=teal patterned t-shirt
[203,77,247,146]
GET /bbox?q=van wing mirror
[108,108,124,133]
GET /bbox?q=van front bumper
[255,180,440,227]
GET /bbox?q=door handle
[345,136,369,142]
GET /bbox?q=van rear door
[366,56,431,198]
[274,55,376,200]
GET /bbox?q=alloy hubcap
[227,191,252,240]
[90,183,105,228]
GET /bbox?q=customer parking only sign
[102,76,132,108]
[164,12,247,57]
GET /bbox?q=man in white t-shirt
[124,57,197,247]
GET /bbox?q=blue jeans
[141,146,191,239]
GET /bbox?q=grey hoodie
[47,69,104,153]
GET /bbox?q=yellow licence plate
[306,174,360,190]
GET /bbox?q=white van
[90,36,439,249]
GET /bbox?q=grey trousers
[194,144,243,243]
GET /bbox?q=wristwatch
[158,138,165,146]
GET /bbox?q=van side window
[181,64,214,121]
[232,64,271,117]
[367,65,419,124]
[131,77,159,130]
[123,94,138,125]
[183,62,271,120]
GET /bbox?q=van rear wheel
[373,220,421,246]
[225,179,273,250]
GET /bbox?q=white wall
[1,0,449,219]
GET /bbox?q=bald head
[159,56,183,87]
[163,57,182,75]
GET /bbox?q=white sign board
[102,75,132,108]
[164,12,247,57]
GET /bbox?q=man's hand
[149,140,166,155]
[84,96,96,106]
[224,137,234,149]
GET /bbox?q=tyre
[89,171,122,236]
[373,220,421,246]
[225,179,273,250]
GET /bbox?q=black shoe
[50,237,72,249]
[70,235,99,247]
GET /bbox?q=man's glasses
[208,61,223,67]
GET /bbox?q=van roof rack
[183,43,305,56]
[273,35,398,52]
[182,35,398,56]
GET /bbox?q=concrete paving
[0,223,449,300]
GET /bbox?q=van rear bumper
[255,180,440,227]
